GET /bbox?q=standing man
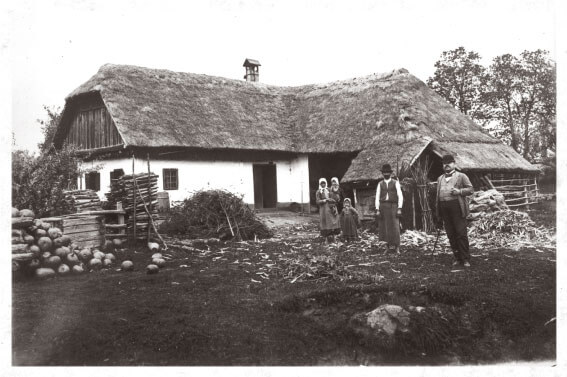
[375,164,403,253]
[435,154,474,267]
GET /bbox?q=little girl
[340,198,360,241]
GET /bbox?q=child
[340,198,361,241]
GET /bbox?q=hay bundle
[468,189,508,219]
[159,189,272,240]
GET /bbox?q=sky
[4,0,558,153]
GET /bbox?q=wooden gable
[65,94,124,151]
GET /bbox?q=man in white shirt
[375,163,403,253]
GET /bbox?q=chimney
[243,58,261,82]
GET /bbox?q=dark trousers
[439,199,470,262]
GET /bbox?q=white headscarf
[318,178,329,196]
[331,177,339,185]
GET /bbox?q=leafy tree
[485,49,556,160]
[37,105,61,153]
[427,47,489,124]
[12,107,96,217]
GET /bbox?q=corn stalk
[410,157,435,232]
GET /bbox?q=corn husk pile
[469,210,555,250]
[400,229,450,251]
[11,207,118,279]
[467,189,508,220]
[63,189,102,212]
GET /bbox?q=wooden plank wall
[66,105,122,150]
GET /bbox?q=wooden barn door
[253,164,277,209]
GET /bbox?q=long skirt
[378,202,400,246]
[319,203,340,236]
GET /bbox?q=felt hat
[380,163,393,173]
[442,154,456,164]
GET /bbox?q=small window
[110,169,124,183]
[163,169,178,190]
[85,172,100,191]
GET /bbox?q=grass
[12,201,556,366]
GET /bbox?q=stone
[350,304,411,337]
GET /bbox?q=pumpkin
[35,268,56,279]
[28,258,41,270]
[45,255,62,269]
[24,235,35,245]
[40,222,52,231]
[79,248,93,261]
[121,260,134,271]
[104,240,114,252]
[34,228,47,239]
[37,237,53,252]
[89,258,102,270]
[72,265,85,274]
[12,208,20,217]
[57,264,71,276]
[53,237,65,248]
[60,235,72,247]
[148,242,160,252]
[54,247,70,259]
[41,251,52,260]
[69,242,78,251]
[102,258,113,267]
[29,245,41,258]
[151,253,163,260]
[19,209,35,218]
[112,238,123,248]
[93,251,106,260]
[105,253,116,262]
[48,227,63,239]
[146,264,159,274]
[66,252,80,266]
[152,258,166,268]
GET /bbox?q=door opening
[253,164,277,209]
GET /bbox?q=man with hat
[436,154,474,267]
[375,163,403,253]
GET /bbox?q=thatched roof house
[54,63,538,212]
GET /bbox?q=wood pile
[63,189,102,212]
[467,189,508,220]
[107,172,159,240]
[11,207,114,279]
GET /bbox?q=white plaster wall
[79,154,310,207]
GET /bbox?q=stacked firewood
[467,189,508,220]
[63,189,102,212]
[108,173,159,239]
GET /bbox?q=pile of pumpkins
[146,242,167,274]
[11,207,119,279]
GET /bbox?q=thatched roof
[55,64,537,177]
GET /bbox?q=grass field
[12,201,556,366]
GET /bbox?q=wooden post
[412,190,416,229]
[147,153,152,242]
[132,154,136,244]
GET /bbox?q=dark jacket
[435,171,474,219]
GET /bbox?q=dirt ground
[12,202,556,366]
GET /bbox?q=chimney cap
[243,58,261,67]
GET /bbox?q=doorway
[253,164,277,209]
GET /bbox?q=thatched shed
[54,64,538,214]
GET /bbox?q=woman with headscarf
[316,178,340,243]
[329,177,345,215]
